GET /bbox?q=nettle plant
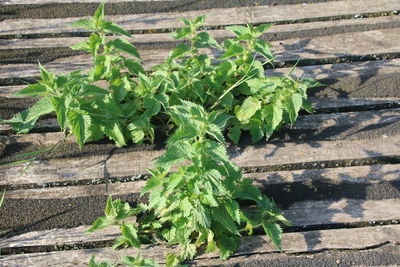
[1,4,321,267]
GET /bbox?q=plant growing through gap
[0,3,322,266]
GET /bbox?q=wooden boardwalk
[1,0,400,266]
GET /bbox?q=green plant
[0,3,322,266]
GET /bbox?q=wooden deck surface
[0,0,399,266]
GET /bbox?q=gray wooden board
[2,16,400,50]
[2,28,400,80]
[1,199,399,248]
[1,0,399,36]
[1,134,399,186]
[1,105,400,144]
[2,163,400,198]
[0,225,399,266]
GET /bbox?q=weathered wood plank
[2,16,400,50]
[1,225,399,266]
[2,28,400,80]
[2,0,399,37]
[1,134,399,186]
[1,199,399,248]
[3,162,400,198]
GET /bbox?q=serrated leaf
[70,18,95,30]
[225,25,250,37]
[111,38,140,59]
[263,103,283,130]
[215,234,238,260]
[102,122,126,147]
[170,43,191,59]
[166,253,180,267]
[142,176,163,194]
[125,59,145,75]
[224,200,241,224]
[228,126,241,144]
[14,83,48,97]
[102,21,132,37]
[194,32,221,49]
[255,24,272,34]
[212,206,240,235]
[154,141,193,169]
[180,242,197,260]
[105,195,117,217]
[235,96,261,122]
[88,256,116,267]
[193,202,210,228]
[121,224,141,248]
[286,92,303,123]
[87,216,115,232]
[262,222,283,250]
[51,97,68,130]
[94,2,105,23]
[67,109,92,147]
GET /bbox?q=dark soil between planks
[0,0,336,20]
[1,179,399,238]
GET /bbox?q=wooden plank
[1,199,399,248]
[2,105,400,144]
[2,16,400,50]
[3,28,400,80]
[4,163,400,198]
[1,0,399,36]
[1,225,399,266]
[1,134,399,186]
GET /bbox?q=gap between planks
[1,0,399,36]
[0,225,399,266]
[2,27,400,80]
[1,134,400,187]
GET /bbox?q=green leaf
[122,253,159,267]
[194,32,221,48]
[170,43,191,59]
[224,200,241,224]
[121,224,141,248]
[193,203,210,228]
[286,92,303,123]
[142,176,163,194]
[25,97,54,122]
[83,84,109,96]
[263,103,283,132]
[14,83,48,97]
[215,234,238,260]
[102,122,127,147]
[255,24,272,34]
[67,109,92,147]
[110,38,140,59]
[105,195,117,217]
[0,190,5,208]
[180,242,197,260]
[262,222,283,250]
[102,21,132,37]
[88,256,116,267]
[219,41,244,60]
[166,253,180,267]
[125,59,145,75]
[87,216,115,232]
[254,40,273,60]
[228,126,241,144]
[154,142,193,169]
[70,18,95,30]
[225,25,250,37]
[235,96,261,122]
[212,206,240,235]
[94,2,105,23]
[51,97,68,131]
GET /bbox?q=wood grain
[2,0,399,36]
[1,225,398,266]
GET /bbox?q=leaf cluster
[0,3,323,266]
